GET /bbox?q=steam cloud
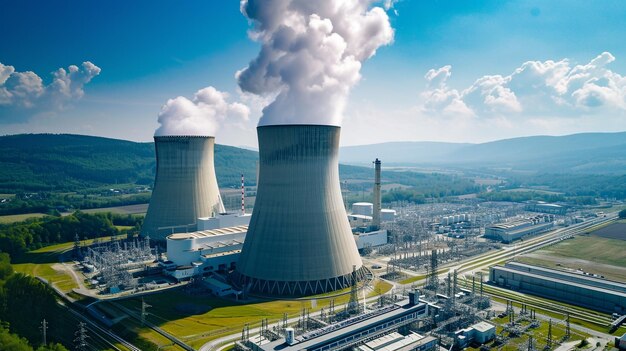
[0,61,101,123]
[154,86,250,137]
[237,0,394,126]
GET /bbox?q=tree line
[0,212,143,257]
[0,253,69,350]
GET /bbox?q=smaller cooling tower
[141,136,225,241]
[236,125,365,296]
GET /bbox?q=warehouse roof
[167,225,248,240]
[493,265,626,298]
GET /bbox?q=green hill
[0,133,258,193]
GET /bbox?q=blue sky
[1,0,626,146]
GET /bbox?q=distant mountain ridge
[0,133,259,192]
[339,131,626,173]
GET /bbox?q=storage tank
[381,209,396,222]
[236,125,364,296]
[140,136,225,241]
[352,202,374,216]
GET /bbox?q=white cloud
[154,86,250,136]
[237,0,394,126]
[0,61,100,123]
[422,52,626,119]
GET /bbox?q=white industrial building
[484,215,554,243]
[350,202,396,224]
[197,212,251,230]
[353,202,374,216]
[164,225,247,280]
[356,332,437,351]
[354,229,388,250]
[454,321,496,348]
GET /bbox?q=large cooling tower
[236,125,365,296]
[141,135,225,241]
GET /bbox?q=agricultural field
[591,221,626,240]
[0,212,48,223]
[77,203,149,215]
[516,222,626,282]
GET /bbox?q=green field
[77,203,148,215]
[0,212,49,223]
[11,235,128,293]
[516,230,626,282]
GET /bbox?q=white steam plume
[0,61,100,123]
[237,0,394,126]
[154,86,250,136]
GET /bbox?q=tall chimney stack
[373,158,381,229]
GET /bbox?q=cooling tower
[236,125,365,296]
[141,135,225,241]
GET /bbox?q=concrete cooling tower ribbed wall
[236,125,365,296]
[141,136,225,241]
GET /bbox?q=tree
[0,325,31,351]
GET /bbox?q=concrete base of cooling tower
[232,266,370,297]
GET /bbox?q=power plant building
[247,297,430,351]
[141,135,226,241]
[490,262,626,314]
[236,125,365,296]
[164,225,247,280]
[352,202,374,216]
[484,216,554,243]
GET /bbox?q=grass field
[11,235,128,293]
[0,212,49,223]
[79,203,148,215]
[515,218,626,282]
[108,279,393,349]
[516,230,626,282]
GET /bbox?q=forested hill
[0,133,259,193]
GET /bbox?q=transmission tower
[427,249,439,291]
[40,319,48,346]
[348,265,360,315]
[546,319,553,350]
[527,335,534,351]
[446,271,452,297]
[565,313,571,339]
[141,297,151,325]
[452,270,458,299]
[472,274,476,295]
[73,233,81,259]
[74,322,89,351]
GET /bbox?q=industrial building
[353,228,388,250]
[525,201,567,215]
[235,125,365,296]
[164,225,247,280]
[141,135,226,241]
[353,202,374,216]
[348,160,395,251]
[356,332,437,351]
[616,333,626,350]
[197,212,251,230]
[490,262,626,314]
[484,215,554,243]
[247,296,430,351]
[454,321,495,348]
